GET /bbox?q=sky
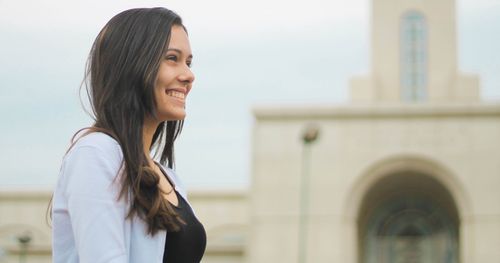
[0,0,499,190]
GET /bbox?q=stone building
[249,0,500,262]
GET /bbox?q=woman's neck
[143,117,160,163]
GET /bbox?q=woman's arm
[63,145,128,263]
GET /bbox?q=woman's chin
[160,112,186,121]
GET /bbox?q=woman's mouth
[166,90,186,100]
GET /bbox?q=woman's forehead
[167,25,192,55]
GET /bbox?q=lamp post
[0,226,32,263]
[17,232,31,263]
[298,125,320,263]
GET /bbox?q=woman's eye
[186,61,192,68]
[165,55,177,61]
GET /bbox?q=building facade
[249,0,500,262]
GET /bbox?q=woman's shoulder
[58,132,124,190]
[74,131,119,148]
[65,131,123,165]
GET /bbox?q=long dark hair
[83,7,186,235]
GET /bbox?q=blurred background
[0,0,499,262]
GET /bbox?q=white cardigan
[52,132,189,263]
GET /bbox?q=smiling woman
[50,7,206,263]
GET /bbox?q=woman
[51,7,206,263]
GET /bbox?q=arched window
[400,11,427,102]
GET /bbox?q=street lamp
[17,232,31,263]
[298,124,320,263]
[0,226,33,263]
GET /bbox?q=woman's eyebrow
[166,48,193,58]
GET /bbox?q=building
[249,0,500,262]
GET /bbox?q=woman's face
[154,25,194,121]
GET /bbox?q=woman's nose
[179,66,195,84]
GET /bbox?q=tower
[351,0,479,103]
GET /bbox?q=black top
[163,190,207,263]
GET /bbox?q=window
[400,11,427,102]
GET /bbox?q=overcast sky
[0,0,499,190]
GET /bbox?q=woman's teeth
[166,90,185,99]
